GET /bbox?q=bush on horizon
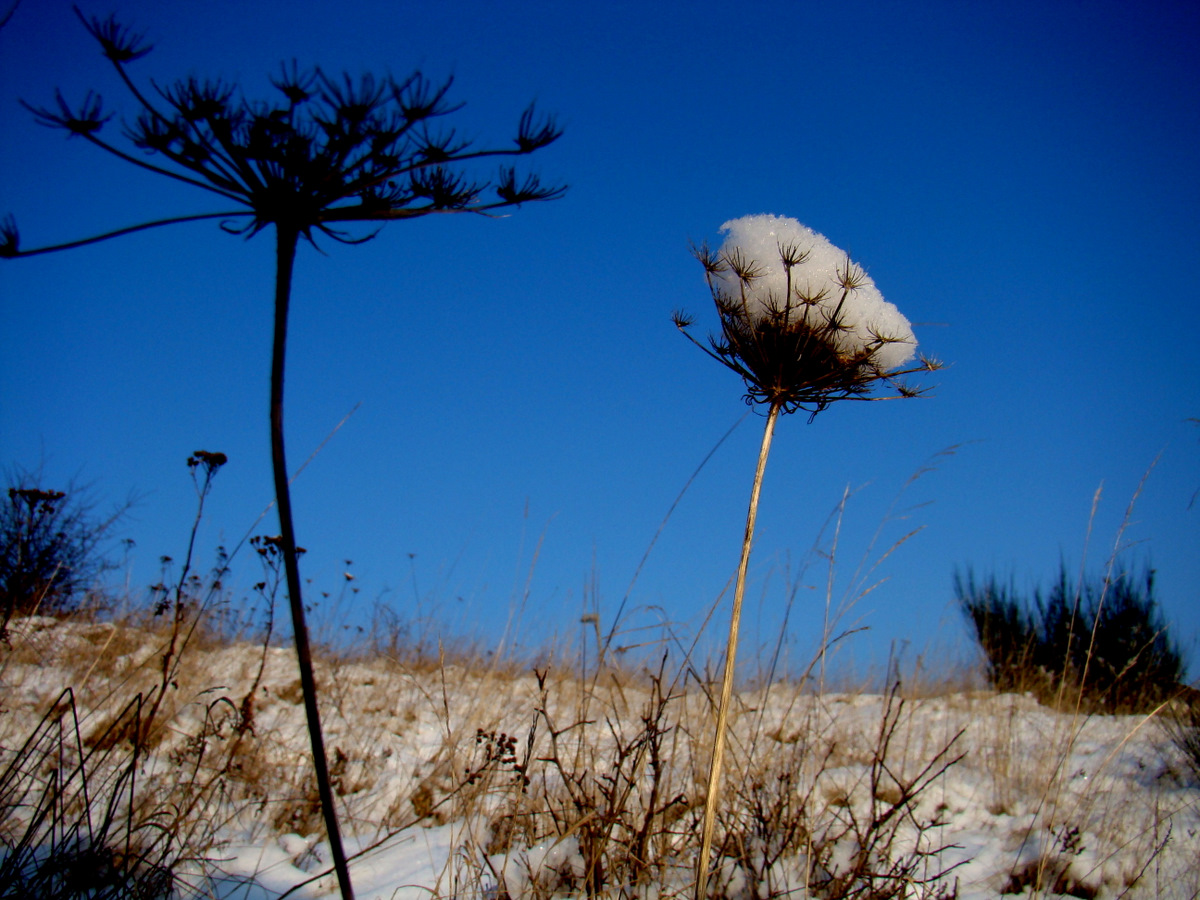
[0,468,125,634]
[956,562,1187,713]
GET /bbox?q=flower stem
[695,401,780,900]
[271,224,355,900]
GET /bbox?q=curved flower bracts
[675,214,940,418]
[4,7,565,257]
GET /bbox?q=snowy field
[2,614,1197,899]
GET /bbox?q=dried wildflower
[0,214,17,257]
[8,487,67,513]
[677,214,938,418]
[76,7,153,63]
[686,215,942,900]
[22,89,112,136]
[3,13,564,900]
[186,450,227,473]
[5,15,563,256]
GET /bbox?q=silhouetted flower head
[186,450,228,476]
[6,10,564,255]
[76,7,153,63]
[8,487,67,514]
[676,214,939,417]
[0,215,18,257]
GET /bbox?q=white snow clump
[714,214,916,370]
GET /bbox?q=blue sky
[2,0,1198,680]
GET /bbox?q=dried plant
[136,451,228,750]
[1,10,564,898]
[1163,689,1200,785]
[0,468,129,636]
[0,688,177,900]
[6,572,1193,897]
[674,214,941,899]
[956,563,1186,713]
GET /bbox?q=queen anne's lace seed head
[676,214,939,417]
[714,215,916,370]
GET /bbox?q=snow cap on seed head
[714,214,916,370]
[675,214,939,417]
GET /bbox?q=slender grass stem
[270,224,355,900]
[695,401,780,900]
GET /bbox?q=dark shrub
[956,562,1186,713]
[0,468,124,631]
[953,571,1039,694]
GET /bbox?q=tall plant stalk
[270,225,354,896]
[695,401,778,900]
[2,12,564,899]
[676,215,939,899]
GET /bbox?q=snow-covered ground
[2,615,1197,899]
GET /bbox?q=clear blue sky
[2,0,1198,679]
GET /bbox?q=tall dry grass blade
[600,410,750,668]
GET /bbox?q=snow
[1,615,1197,899]
[714,215,917,371]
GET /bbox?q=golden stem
[695,401,780,900]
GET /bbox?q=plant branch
[3,211,251,257]
[75,130,248,201]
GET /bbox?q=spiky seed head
[711,215,916,371]
[4,16,564,256]
[677,214,938,415]
[75,8,153,64]
[0,215,18,257]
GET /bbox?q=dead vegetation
[2,603,1198,899]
